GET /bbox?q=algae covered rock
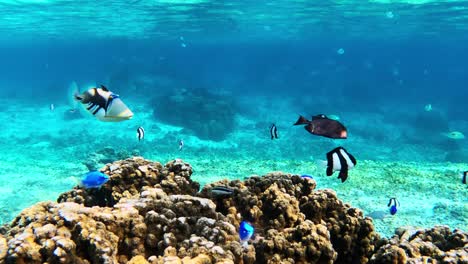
[0,157,466,264]
[57,157,199,207]
[370,226,468,264]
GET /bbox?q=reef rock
[152,88,237,141]
[58,157,199,207]
[0,158,466,264]
[370,226,468,264]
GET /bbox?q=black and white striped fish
[136,126,145,141]
[74,85,133,122]
[270,124,278,140]
[325,147,356,183]
[179,139,184,151]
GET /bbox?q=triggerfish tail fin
[293,115,309,126]
[69,81,81,106]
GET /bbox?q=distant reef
[0,157,466,264]
[151,88,237,141]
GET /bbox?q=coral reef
[152,88,238,141]
[0,157,466,264]
[370,226,468,264]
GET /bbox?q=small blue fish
[239,221,254,245]
[81,171,109,189]
[301,174,314,180]
[387,198,400,215]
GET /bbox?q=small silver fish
[179,139,184,151]
[210,186,235,197]
[50,103,55,111]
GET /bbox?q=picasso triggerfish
[74,85,133,122]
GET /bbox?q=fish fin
[100,85,109,91]
[315,159,328,169]
[304,124,314,133]
[293,115,309,125]
[338,169,348,182]
[69,81,81,103]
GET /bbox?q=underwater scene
[0,0,467,263]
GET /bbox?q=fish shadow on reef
[151,88,238,141]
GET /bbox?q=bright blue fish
[239,221,254,244]
[81,171,109,189]
[301,174,314,180]
[387,198,400,215]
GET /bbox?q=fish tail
[293,115,309,125]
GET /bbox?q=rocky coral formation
[152,88,237,141]
[58,157,199,207]
[370,226,468,264]
[0,157,466,264]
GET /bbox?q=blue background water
[0,0,467,236]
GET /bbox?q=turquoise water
[0,0,467,238]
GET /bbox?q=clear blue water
[0,0,467,237]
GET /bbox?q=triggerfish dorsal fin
[293,115,310,126]
[312,114,327,120]
[100,85,109,91]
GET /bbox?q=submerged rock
[0,158,466,263]
[152,88,238,141]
